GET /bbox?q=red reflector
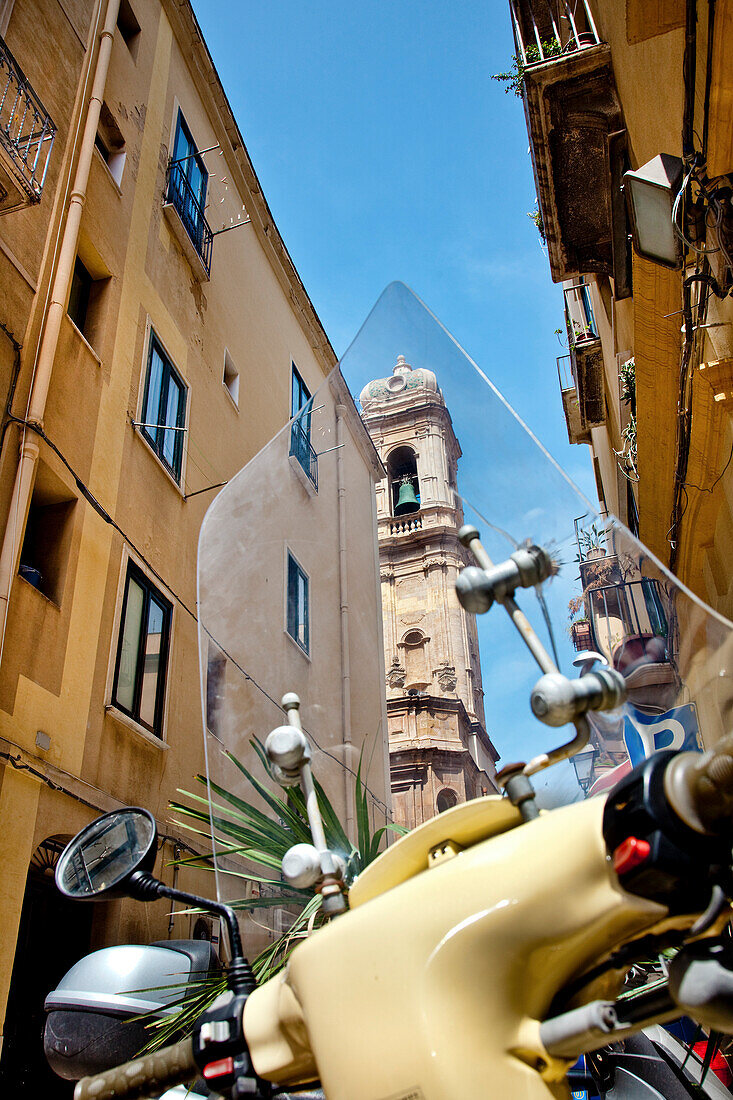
[693,1042,733,1086]
[203,1056,234,1081]
[613,836,651,874]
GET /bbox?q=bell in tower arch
[394,475,420,516]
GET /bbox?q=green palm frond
[144,740,408,1052]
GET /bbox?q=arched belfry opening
[388,446,420,516]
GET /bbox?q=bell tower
[360,356,500,829]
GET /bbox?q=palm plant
[142,740,405,1050]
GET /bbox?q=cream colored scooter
[54,284,733,1099]
[54,711,733,1100]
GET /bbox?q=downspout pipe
[682,0,697,160]
[335,404,355,843]
[0,0,120,631]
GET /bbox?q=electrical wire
[8,417,393,819]
[684,433,733,494]
[672,165,722,255]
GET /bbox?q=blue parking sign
[623,703,701,766]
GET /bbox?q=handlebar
[73,1036,197,1100]
[665,731,733,835]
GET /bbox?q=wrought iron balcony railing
[0,36,55,207]
[557,353,574,390]
[289,417,318,491]
[564,280,598,344]
[165,158,213,276]
[509,0,600,63]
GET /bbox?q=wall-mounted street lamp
[624,154,683,269]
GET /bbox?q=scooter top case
[44,938,218,1080]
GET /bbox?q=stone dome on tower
[359,355,440,412]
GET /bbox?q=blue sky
[191,2,595,801]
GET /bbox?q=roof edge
[164,0,337,378]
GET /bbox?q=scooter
[49,285,733,1099]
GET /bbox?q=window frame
[68,256,93,334]
[111,560,172,738]
[291,363,311,420]
[172,109,208,208]
[140,330,188,482]
[285,549,310,656]
[289,363,317,489]
[223,348,240,408]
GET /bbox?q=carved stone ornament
[387,658,406,689]
[436,662,457,692]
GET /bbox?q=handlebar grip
[73,1036,196,1100]
[666,732,733,834]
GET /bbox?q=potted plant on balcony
[491,40,562,97]
[572,319,595,344]
[578,522,606,560]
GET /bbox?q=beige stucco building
[503,0,733,789]
[360,355,500,829]
[506,0,733,605]
[0,0,389,1088]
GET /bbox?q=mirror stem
[129,871,255,994]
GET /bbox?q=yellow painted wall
[0,0,388,1053]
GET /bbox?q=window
[223,349,239,407]
[67,254,109,350]
[112,562,172,737]
[289,364,317,488]
[291,364,310,420]
[166,111,212,273]
[68,257,92,333]
[141,332,187,481]
[18,460,76,605]
[286,551,309,654]
[95,104,126,186]
[117,0,141,59]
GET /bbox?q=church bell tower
[360,356,500,829]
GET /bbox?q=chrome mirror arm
[265,694,347,915]
[456,525,627,783]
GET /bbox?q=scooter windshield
[195,281,733,912]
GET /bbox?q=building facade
[502,0,733,790]
[505,0,733,602]
[0,0,389,1089]
[360,355,500,830]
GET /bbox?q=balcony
[557,279,605,440]
[508,1,629,291]
[163,158,213,280]
[0,36,55,212]
[382,514,423,537]
[289,417,318,492]
[557,354,589,445]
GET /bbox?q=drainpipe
[0,0,120,631]
[335,404,355,843]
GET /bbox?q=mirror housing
[55,808,157,901]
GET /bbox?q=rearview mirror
[55,808,157,901]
